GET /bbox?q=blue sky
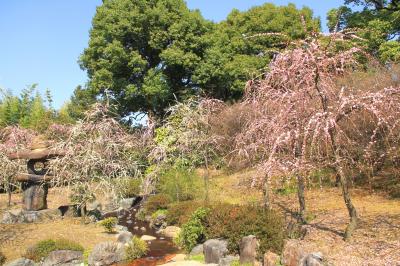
[0,0,343,108]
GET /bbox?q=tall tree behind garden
[80,0,320,120]
[66,85,97,120]
[80,0,212,118]
[193,3,320,101]
[327,0,400,62]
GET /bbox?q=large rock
[42,250,83,266]
[299,252,324,266]
[150,213,167,230]
[116,231,133,244]
[2,209,58,224]
[88,242,125,266]
[190,244,204,256]
[282,240,306,266]
[119,198,136,210]
[160,226,181,238]
[22,184,48,211]
[4,258,36,266]
[239,235,258,264]
[2,209,23,224]
[203,239,229,264]
[264,251,280,266]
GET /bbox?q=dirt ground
[209,170,400,265]
[0,187,115,262]
[1,171,399,265]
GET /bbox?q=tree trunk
[7,176,12,207]
[7,188,11,207]
[328,122,358,240]
[204,155,210,203]
[175,170,180,202]
[334,153,358,240]
[80,202,87,224]
[263,174,272,210]
[296,174,306,224]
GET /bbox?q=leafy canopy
[327,0,400,62]
[80,0,320,119]
[80,0,212,118]
[193,3,320,101]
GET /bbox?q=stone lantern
[8,136,64,211]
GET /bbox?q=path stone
[141,235,157,241]
[42,250,83,266]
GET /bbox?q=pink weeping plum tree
[0,126,36,206]
[236,35,400,239]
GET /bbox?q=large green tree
[327,0,400,61]
[193,3,320,100]
[65,85,98,120]
[80,1,320,118]
[80,0,212,118]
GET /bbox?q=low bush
[143,194,172,214]
[24,238,84,262]
[205,204,285,256]
[151,209,168,219]
[157,167,204,202]
[99,217,118,233]
[308,168,336,188]
[175,207,210,252]
[389,183,400,198]
[125,236,149,260]
[166,200,204,226]
[0,251,5,266]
